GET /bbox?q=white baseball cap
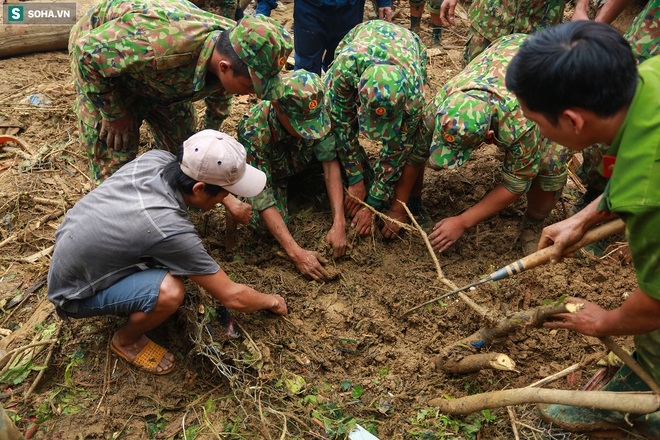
[180,130,266,198]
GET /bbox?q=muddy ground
[0,1,644,439]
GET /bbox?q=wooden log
[0,25,72,59]
[429,388,660,415]
[436,352,516,374]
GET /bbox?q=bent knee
[158,274,185,310]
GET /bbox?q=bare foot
[111,333,175,374]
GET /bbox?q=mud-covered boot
[432,25,442,46]
[520,214,544,255]
[539,355,660,436]
[408,196,433,230]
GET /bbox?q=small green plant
[407,406,496,439]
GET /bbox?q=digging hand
[293,249,330,282]
[345,181,367,217]
[326,224,348,258]
[352,207,374,236]
[429,216,467,252]
[100,113,134,151]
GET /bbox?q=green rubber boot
[538,356,660,437]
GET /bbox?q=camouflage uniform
[323,20,428,209]
[463,0,565,64]
[238,71,333,230]
[425,34,571,195]
[581,0,660,195]
[70,0,292,184]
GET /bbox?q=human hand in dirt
[429,216,467,252]
[379,6,392,21]
[352,207,374,236]
[326,223,348,258]
[543,297,606,337]
[100,113,134,151]
[439,0,459,27]
[345,181,367,217]
[538,217,587,263]
[293,249,331,282]
[381,207,407,239]
[268,294,288,316]
[222,194,252,225]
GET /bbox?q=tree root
[435,352,516,374]
[429,388,660,415]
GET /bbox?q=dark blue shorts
[63,269,168,318]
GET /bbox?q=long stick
[402,219,625,316]
[600,336,660,396]
[429,388,659,415]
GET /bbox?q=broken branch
[429,388,660,415]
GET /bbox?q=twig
[0,339,57,372]
[400,201,493,320]
[24,324,61,401]
[507,406,520,440]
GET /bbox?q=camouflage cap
[229,15,293,101]
[428,92,492,170]
[276,70,330,140]
[357,64,407,141]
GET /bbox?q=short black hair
[214,29,250,79]
[506,21,637,124]
[162,146,225,196]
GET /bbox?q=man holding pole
[506,21,660,436]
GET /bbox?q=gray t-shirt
[47,150,220,314]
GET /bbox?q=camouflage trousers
[626,0,660,63]
[75,92,198,186]
[409,0,444,14]
[462,26,491,65]
[533,139,572,193]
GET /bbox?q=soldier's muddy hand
[381,208,406,239]
[293,249,330,282]
[352,207,374,236]
[100,113,134,151]
[345,181,367,217]
[268,294,288,316]
[429,216,467,252]
[326,224,348,258]
[439,0,458,27]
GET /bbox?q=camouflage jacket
[70,0,234,125]
[238,102,337,212]
[323,20,428,208]
[423,34,561,194]
[468,0,565,43]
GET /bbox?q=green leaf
[340,380,351,391]
[378,366,389,377]
[350,385,364,398]
[284,373,306,395]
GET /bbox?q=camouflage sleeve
[325,59,363,185]
[312,135,338,163]
[71,18,159,121]
[203,92,232,130]
[238,104,278,212]
[500,127,542,195]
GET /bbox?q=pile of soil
[0,1,642,439]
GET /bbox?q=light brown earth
[0,0,645,439]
